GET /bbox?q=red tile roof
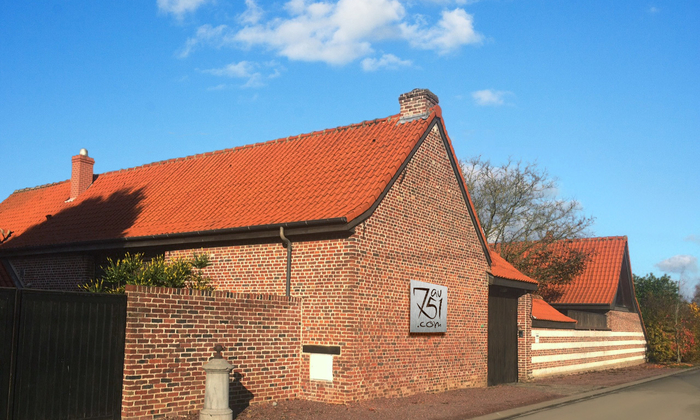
[532,297,576,323]
[547,236,628,305]
[489,250,538,285]
[1,106,488,256]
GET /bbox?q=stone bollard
[200,345,234,420]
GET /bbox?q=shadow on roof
[5,188,145,250]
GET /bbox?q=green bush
[81,252,214,293]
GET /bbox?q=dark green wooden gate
[0,288,127,420]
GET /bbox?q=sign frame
[410,280,447,333]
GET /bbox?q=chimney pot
[398,88,439,121]
[70,149,95,200]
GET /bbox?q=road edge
[469,366,700,420]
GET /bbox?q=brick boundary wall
[121,285,302,419]
[528,310,646,378]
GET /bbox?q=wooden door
[487,287,518,386]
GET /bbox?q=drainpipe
[280,227,292,297]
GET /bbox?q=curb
[469,366,700,420]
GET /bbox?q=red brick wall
[167,123,490,403]
[9,254,93,290]
[167,238,359,403]
[607,310,645,333]
[349,125,489,398]
[517,294,533,381]
[121,285,301,419]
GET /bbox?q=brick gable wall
[349,124,489,397]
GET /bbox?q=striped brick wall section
[530,319,646,378]
[121,285,302,420]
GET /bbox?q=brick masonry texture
[167,123,491,404]
[517,294,533,381]
[121,285,301,420]
[70,154,94,200]
[9,254,93,290]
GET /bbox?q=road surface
[515,369,700,420]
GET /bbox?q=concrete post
[200,345,233,420]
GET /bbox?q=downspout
[280,227,292,297]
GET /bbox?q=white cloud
[203,61,257,78]
[157,0,209,18]
[656,255,698,275]
[361,53,412,71]
[201,61,282,88]
[471,89,512,106]
[685,235,700,246]
[175,0,484,65]
[178,24,233,58]
[234,0,405,65]
[648,6,660,14]
[239,0,264,24]
[400,8,482,54]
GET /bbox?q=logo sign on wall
[410,280,447,333]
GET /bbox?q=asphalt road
[514,369,700,420]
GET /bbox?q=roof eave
[0,217,350,257]
[550,302,614,311]
[488,274,538,291]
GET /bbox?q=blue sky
[1,0,698,294]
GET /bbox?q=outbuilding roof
[547,236,630,306]
[531,297,576,323]
[489,250,538,285]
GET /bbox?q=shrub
[81,252,214,293]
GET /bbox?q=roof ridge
[13,180,69,194]
[95,113,400,178]
[561,236,627,243]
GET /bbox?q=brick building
[0,89,540,409]
[523,236,647,378]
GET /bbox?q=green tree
[81,252,214,293]
[634,273,698,362]
[461,157,594,298]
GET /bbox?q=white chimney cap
[79,148,88,156]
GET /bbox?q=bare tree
[461,157,595,300]
[461,157,593,244]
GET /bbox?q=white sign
[410,280,447,333]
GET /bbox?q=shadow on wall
[230,371,254,417]
[4,187,146,250]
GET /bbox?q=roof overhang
[550,303,614,311]
[532,319,578,329]
[488,274,538,291]
[0,217,352,257]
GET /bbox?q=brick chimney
[398,88,439,121]
[70,148,94,201]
